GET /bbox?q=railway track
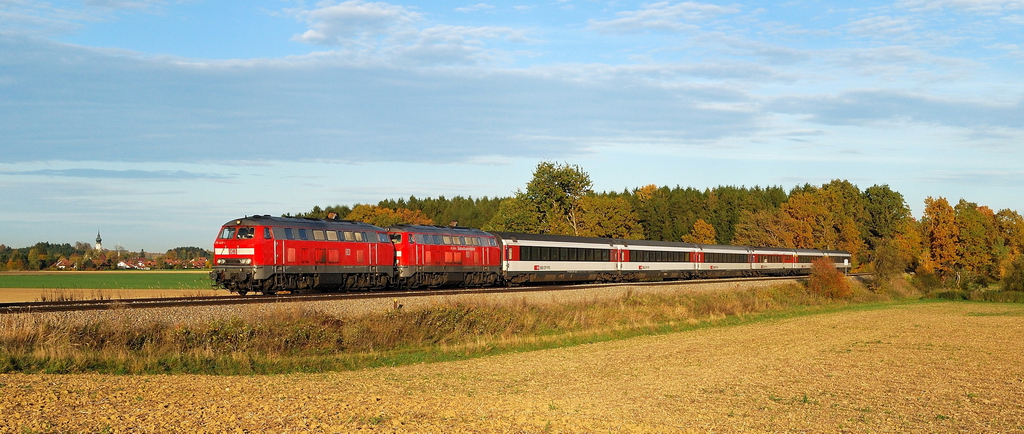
[0,274,866,314]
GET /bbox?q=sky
[1,0,1022,252]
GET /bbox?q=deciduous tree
[922,197,958,277]
[345,205,434,227]
[682,219,717,244]
[576,195,643,239]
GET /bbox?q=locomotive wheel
[237,290,248,296]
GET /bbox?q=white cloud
[455,3,495,13]
[83,0,165,10]
[588,1,741,34]
[288,0,422,46]
[1001,13,1024,23]
[0,0,98,35]
[846,15,918,37]
[899,0,1024,13]
[286,1,532,66]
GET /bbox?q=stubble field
[2,300,1021,432]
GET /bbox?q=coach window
[451,236,461,245]
[343,231,354,242]
[284,228,294,240]
[353,232,363,242]
[298,229,308,240]
[441,236,451,245]
[327,230,339,241]
[219,227,236,239]
[313,230,325,241]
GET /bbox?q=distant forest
[293,162,1024,290]
[0,243,211,271]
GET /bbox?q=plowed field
[2,301,1022,432]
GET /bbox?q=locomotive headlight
[216,259,226,265]
[240,258,252,265]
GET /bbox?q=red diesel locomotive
[387,224,501,288]
[210,215,395,295]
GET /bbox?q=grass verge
[0,277,945,375]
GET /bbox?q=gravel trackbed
[2,301,1022,432]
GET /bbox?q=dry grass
[1,279,905,375]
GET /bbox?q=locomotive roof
[220,215,386,231]
[386,224,492,236]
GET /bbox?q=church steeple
[95,231,103,251]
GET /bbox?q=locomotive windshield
[218,227,236,239]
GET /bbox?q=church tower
[95,231,103,251]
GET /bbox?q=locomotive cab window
[263,227,272,239]
[389,233,402,243]
[235,227,253,240]
[218,227,236,239]
[378,233,390,243]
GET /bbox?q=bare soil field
[1,301,1021,433]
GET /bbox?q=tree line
[0,243,212,271]
[296,162,1024,291]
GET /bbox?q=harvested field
[2,301,1022,432]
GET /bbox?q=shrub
[807,258,852,299]
[911,270,944,292]
[1001,256,1024,292]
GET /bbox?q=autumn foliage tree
[344,205,434,227]
[682,219,717,244]
[807,258,852,299]
[921,197,958,277]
